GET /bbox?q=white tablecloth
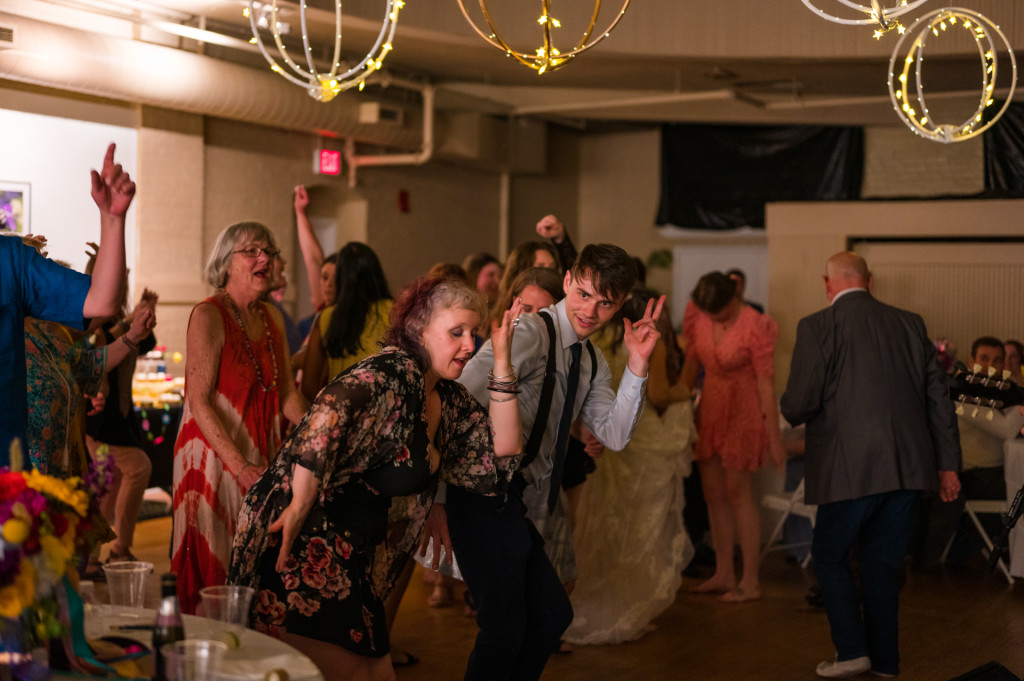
[94,608,324,681]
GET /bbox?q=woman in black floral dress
[229,276,523,681]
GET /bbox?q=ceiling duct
[0,11,423,149]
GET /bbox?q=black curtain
[984,100,1024,196]
[657,124,863,231]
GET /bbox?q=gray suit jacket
[780,290,961,505]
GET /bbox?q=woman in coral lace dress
[683,271,785,603]
[171,222,308,614]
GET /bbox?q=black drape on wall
[984,101,1024,196]
[657,124,863,231]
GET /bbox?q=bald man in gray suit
[781,251,961,679]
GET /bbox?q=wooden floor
[126,516,1024,681]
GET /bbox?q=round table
[93,607,324,681]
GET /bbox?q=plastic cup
[198,586,254,641]
[102,561,153,612]
[163,640,227,681]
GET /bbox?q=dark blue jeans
[812,490,918,676]
[446,486,573,681]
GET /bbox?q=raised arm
[102,304,155,373]
[486,297,525,457]
[622,295,666,378]
[535,214,578,272]
[294,185,327,309]
[83,143,134,319]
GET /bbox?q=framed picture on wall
[0,181,30,234]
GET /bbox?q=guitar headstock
[949,362,1024,419]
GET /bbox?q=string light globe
[801,0,929,37]
[246,0,404,102]
[456,0,632,75]
[887,7,1017,143]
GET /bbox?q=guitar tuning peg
[1003,370,1012,381]
[986,409,995,421]
[987,366,998,378]
[973,363,983,375]
[956,403,965,415]
[970,406,979,418]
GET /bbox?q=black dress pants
[446,485,573,681]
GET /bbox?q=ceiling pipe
[0,11,424,149]
[510,89,736,116]
[345,79,434,188]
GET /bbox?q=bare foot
[718,586,761,603]
[427,585,453,607]
[690,576,737,594]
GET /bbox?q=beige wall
[766,199,1024,391]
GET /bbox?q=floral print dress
[228,347,516,657]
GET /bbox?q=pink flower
[286,592,321,617]
[305,537,331,569]
[301,563,327,590]
[282,572,300,590]
[255,590,287,625]
[349,630,363,643]
[335,537,353,559]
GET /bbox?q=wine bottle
[152,573,185,681]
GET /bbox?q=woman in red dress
[683,271,785,603]
[171,222,308,613]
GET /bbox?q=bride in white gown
[564,289,696,645]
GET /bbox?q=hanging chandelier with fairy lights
[247,0,405,102]
[887,7,1017,143]
[456,0,633,75]
[801,0,930,37]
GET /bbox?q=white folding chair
[761,479,818,567]
[940,499,1014,585]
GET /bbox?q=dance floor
[129,516,1024,681]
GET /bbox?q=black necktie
[548,342,582,512]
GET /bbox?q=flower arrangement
[0,440,113,649]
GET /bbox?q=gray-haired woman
[171,221,308,614]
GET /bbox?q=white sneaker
[816,656,872,678]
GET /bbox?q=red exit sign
[316,149,341,175]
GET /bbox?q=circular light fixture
[801,0,929,27]
[887,7,1017,143]
[247,0,404,102]
[456,0,632,75]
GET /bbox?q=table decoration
[0,439,115,678]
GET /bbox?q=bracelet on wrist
[487,386,521,394]
[121,334,139,351]
[488,367,517,382]
[490,393,518,403]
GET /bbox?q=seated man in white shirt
[915,336,1024,568]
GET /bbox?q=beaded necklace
[223,291,278,393]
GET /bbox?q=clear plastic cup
[163,639,227,681]
[198,586,254,644]
[102,561,153,612]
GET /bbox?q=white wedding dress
[563,347,696,645]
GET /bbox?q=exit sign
[316,149,341,175]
